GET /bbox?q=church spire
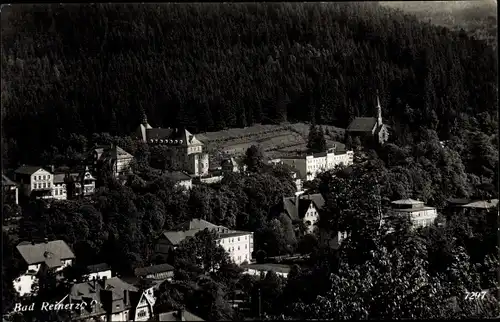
[376,90,382,126]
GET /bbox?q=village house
[52,166,96,200]
[134,263,174,282]
[85,263,113,281]
[163,171,193,190]
[385,198,438,228]
[91,144,134,178]
[155,219,254,265]
[241,263,291,279]
[133,114,210,177]
[278,193,325,235]
[69,277,154,322]
[271,146,354,181]
[346,93,389,146]
[14,239,75,296]
[2,173,19,205]
[14,166,54,200]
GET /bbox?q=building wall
[303,203,320,234]
[305,151,354,181]
[176,179,193,190]
[219,233,253,265]
[133,294,154,321]
[389,208,438,228]
[3,185,19,204]
[86,270,113,281]
[110,310,129,322]
[116,157,133,176]
[244,269,288,279]
[52,182,67,200]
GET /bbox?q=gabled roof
[2,174,16,186]
[301,193,325,210]
[162,230,200,246]
[14,165,47,175]
[17,240,75,267]
[282,193,325,222]
[173,219,219,231]
[346,117,377,132]
[134,263,174,277]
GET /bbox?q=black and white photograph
[1,1,499,321]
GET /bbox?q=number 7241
[465,292,488,300]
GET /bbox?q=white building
[272,148,354,181]
[2,174,19,205]
[387,198,438,228]
[14,166,54,199]
[52,167,96,200]
[155,219,253,265]
[163,171,193,190]
[241,263,291,279]
[14,240,75,296]
[133,115,209,177]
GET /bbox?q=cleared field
[200,122,347,164]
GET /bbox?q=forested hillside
[1,3,498,167]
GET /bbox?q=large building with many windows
[14,166,54,199]
[155,219,253,265]
[386,198,438,228]
[133,115,209,177]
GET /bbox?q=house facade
[280,193,325,235]
[52,167,96,200]
[164,171,193,190]
[155,219,253,265]
[241,263,291,279]
[69,277,154,322]
[85,263,113,281]
[133,115,209,177]
[2,174,19,204]
[14,240,75,296]
[346,93,389,146]
[91,144,134,178]
[14,166,54,199]
[273,148,354,181]
[387,198,438,228]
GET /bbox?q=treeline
[1,2,498,167]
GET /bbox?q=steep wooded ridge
[1,3,498,166]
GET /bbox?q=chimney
[44,238,48,243]
[176,309,184,321]
[31,240,35,245]
[50,165,55,173]
[123,290,128,306]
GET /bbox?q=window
[138,310,147,318]
[238,237,240,241]
[245,244,247,249]
[238,246,240,250]
[18,287,21,291]
[43,175,46,180]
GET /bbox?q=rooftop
[164,171,192,182]
[461,199,498,209]
[17,240,75,267]
[346,117,377,132]
[134,263,174,277]
[87,263,111,274]
[241,263,292,274]
[2,174,17,186]
[14,165,47,175]
[391,198,425,205]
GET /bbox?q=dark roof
[346,117,377,132]
[173,219,220,231]
[282,193,325,221]
[241,263,291,274]
[134,263,174,277]
[159,310,204,321]
[53,173,66,184]
[219,231,252,238]
[17,240,75,267]
[87,263,111,273]
[145,128,176,140]
[164,171,192,182]
[14,165,47,175]
[162,230,200,246]
[2,174,16,186]
[461,199,498,209]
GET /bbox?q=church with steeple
[346,92,389,145]
[132,112,210,177]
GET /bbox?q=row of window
[34,174,51,180]
[54,189,66,196]
[33,182,51,189]
[228,244,247,251]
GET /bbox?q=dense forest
[1,2,498,168]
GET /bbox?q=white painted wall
[244,269,289,279]
[218,233,253,265]
[13,259,73,296]
[85,270,113,281]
